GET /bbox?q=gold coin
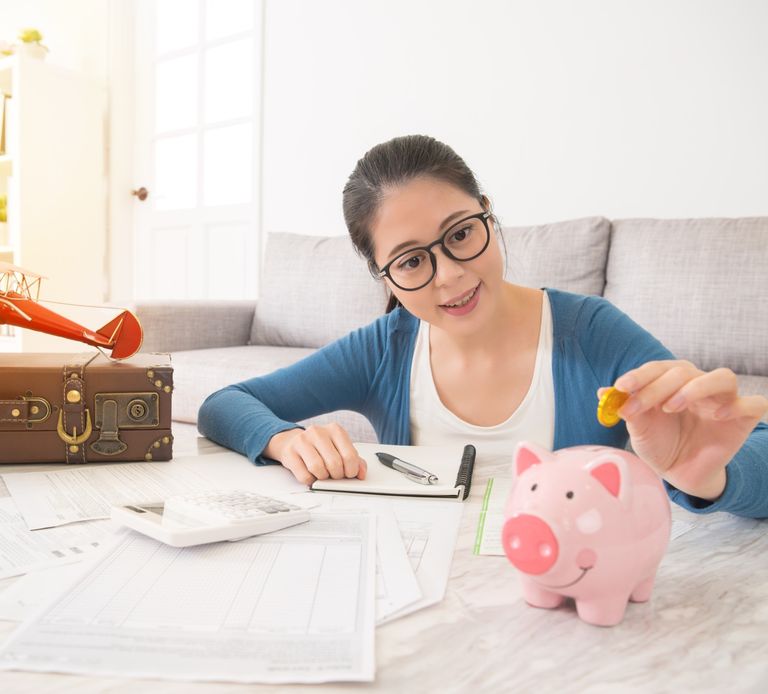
[597,387,630,427]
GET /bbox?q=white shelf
[0,55,106,352]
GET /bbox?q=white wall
[0,0,108,79]
[261,0,768,234]
[5,0,767,301]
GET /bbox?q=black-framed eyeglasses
[374,211,492,291]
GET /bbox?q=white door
[133,0,263,300]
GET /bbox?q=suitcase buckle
[56,409,93,445]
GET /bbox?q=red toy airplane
[0,261,143,359]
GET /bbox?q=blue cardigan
[198,289,768,518]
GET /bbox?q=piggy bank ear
[585,454,630,500]
[513,441,552,477]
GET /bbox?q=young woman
[198,135,768,518]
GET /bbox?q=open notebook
[311,443,476,500]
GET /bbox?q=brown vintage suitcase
[0,352,173,464]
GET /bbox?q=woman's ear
[480,194,491,211]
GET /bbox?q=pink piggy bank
[502,442,671,626]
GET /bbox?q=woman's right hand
[264,423,368,486]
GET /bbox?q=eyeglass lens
[388,216,489,290]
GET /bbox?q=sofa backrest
[254,218,614,349]
[253,219,767,384]
[501,216,610,295]
[251,232,388,348]
[603,217,768,376]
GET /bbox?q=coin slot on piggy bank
[502,441,671,626]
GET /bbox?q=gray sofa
[135,216,768,440]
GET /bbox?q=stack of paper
[0,450,464,683]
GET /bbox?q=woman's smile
[439,283,481,315]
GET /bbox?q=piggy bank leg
[574,595,630,627]
[629,575,656,603]
[519,578,566,609]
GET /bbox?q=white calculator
[110,490,311,547]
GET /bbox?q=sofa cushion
[171,345,377,442]
[501,216,610,295]
[603,218,768,375]
[251,232,388,348]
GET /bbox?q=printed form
[0,498,115,578]
[318,495,464,623]
[383,499,463,622]
[0,511,376,684]
[1,451,305,530]
[314,494,423,622]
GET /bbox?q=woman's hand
[601,360,768,501]
[264,423,368,486]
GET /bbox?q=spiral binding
[454,444,477,500]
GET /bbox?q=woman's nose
[432,248,464,286]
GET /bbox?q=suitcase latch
[90,400,127,456]
[91,393,160,457]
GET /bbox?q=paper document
[0,498,116,578]
[0,511,376,684]
[2,451,305,530]
[0,562,87,621]
[474,478,697,556]
[473,477,511,555]
[311,494,422,622]
[380,499,463,623]
[276,494,461,624]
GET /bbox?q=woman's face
[370,176,506,334]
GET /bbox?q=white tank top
[409,292,555,456]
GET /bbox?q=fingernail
[621,399,639,416]
[615,377,635,392]
[663,395,685,412]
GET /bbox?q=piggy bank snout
[502,514,559,575]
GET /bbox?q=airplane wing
[0,260,47,279]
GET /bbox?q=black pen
[375,452,439,485]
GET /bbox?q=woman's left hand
[601,360,768,501]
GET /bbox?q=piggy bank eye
[530,483,538,491]
[566,491,574,499]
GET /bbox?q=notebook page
[312,443,468,497]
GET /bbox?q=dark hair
[342,135,492,312]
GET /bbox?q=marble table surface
[0,424,766,694]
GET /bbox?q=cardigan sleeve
[575,294,768,519]
[665,422,768,519]
[197,316,389,464]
